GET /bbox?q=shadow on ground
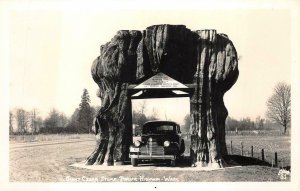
[98,155,291,170]
[123,156,192,168]
[223,155,271,167]
[131,155,273,168]
[223,155,291,171]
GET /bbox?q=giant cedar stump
[86,25,238,167]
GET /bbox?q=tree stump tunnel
[85,24,239,168]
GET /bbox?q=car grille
[140,139,164,156]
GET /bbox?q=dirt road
[9,139,288,182]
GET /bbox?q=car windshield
[142,124,175,134]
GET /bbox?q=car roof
[143,120,179,126]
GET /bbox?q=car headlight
[164,141,170,147]
[134,140,141,147]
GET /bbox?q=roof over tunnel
[128,73,194,99]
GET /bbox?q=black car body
[129,121,185,167]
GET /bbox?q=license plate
[130,147,140,152]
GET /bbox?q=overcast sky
[6,2,291,122]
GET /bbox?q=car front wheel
[131,158,138,167]
[170,159,176,167]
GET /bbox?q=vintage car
[129,120,185,167]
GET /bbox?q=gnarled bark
[86,25,238,167]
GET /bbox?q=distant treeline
[179,115,282,134]
[9,89,98,135]
[225,116,281,131]
[9,89,283,135]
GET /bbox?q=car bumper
[129,154,175,160]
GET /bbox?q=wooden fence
[227,140,290,168]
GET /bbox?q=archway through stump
[129,72,193,139]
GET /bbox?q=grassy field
[9,134,291,182]
[9,133,94,143]
[226,135,290,167]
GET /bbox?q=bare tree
[35,117,43,132]
[255,115,265,129]
[148,107,158,121]
[15,108,30,134]
[29,109,44,134]
[266,82,291,134]
[164,111,168,121]
[30,109,37,134]
[9,111,14,134]
[138,100,147,114]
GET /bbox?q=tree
[77,89,94,133]
[68,108,79,128]
[138,100,147,115]
[15,108,30,134]
[226,116,239,131]
[35,117,43,133]
[132,103,159,127]
[255,116,265,129]
[148,107,159,121]
[29,109,41,134]
[86,25,239,167]
[9,111,14,134]
[132,110,147,127]
[266,82,291,135]
[182,114,191,133]
[41,109,70,134]
[44,109,61,128]
[56,112,68,128]
[239,117,254,130]
[226,116,262,131]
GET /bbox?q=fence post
[241,142,244,156]
[251,146,253,157]
[275,152,278,167]
[230,140,233,155]
[261,149,265,161]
